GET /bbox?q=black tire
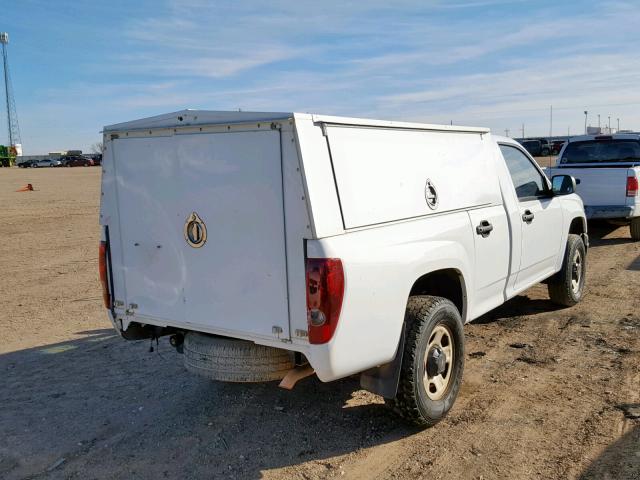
[631,218,640,241]
[183,332,294,382]
[548,234,586,306]
[388,295,465,427]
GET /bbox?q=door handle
[476,220,494,237]
[522,210,535,224]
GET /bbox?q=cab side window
[499,144,548,200]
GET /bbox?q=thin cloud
[13,0,640,154]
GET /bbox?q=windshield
[561,139,640,164]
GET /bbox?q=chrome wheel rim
[571,249,583,294]
[424,324,454,401]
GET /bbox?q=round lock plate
[425,179,439,210]
[184,212,207,248]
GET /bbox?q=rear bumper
[107,309,393,383]
[585,205,635,220]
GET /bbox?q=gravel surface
[0,167,638,479]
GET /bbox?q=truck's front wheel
[390,295,464,427]
[630,218,640,241]
[548,234,586,306]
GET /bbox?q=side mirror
[551,175,577,195]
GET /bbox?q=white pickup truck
[547,134,640,240]
[99,110,588,426]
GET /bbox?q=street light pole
[617,118,620,132]
[608,116,611,133]
[598,114,601,130]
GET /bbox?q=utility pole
[608,116,611,133]
[1,32,21,151]
[568,126,570,137]
[550,105,553,138]
[584,111,588,135]
[598,114,601,130]
[504,128,510,137]
[617,118,620,132]
[521,123,525,139]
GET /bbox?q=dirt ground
[0,167,638,480]
[533,155,557,169]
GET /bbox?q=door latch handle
[476,220,494,237]
[522,210,535,224]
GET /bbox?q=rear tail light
[305,258,344,344]
[99,240,112,309]
[627,176,639,197]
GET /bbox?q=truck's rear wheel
[548,234,586,306]
[183,332,294,382]
[630,218,640,241]
[389,295,464,427]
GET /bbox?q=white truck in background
[99,111,588,426]
[547,134,640,240]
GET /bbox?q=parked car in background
[61,155,93,167]
[537,138,552,155]
[519,139,544,156]
[552,140,566,155]
[91,154,102,166]
[547,134,640,240]
[518,139,552,156]
[32,159,57,168]
[18,159,35,168]
[100,110,588,427]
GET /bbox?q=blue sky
[2,0,640,154]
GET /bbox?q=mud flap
[359,323,406,399]
[581,232,589,249]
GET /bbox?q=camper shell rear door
[109,126,291,341]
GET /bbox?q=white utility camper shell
[101,110,492,351]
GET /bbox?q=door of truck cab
[111,129,291,341]
[499,144,564,289]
